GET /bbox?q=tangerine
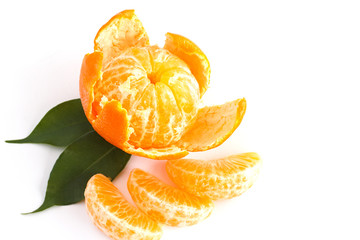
[80,9,246,160]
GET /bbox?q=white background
[1,0,360,239]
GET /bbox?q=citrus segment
[94,10,149,66]
[177,98,246,152]
[164,33,210,97]
[84,174,163,240]
[166,152,262,200]
[128,168,214,226]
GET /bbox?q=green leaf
[26,131,131,214]
[6,99,93,146]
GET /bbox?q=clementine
[80,9,246,159]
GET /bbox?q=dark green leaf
[6,99,93,146]
[26,131,131,214]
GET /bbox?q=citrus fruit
[84,174,163,240]
[166,152,262,200]
[80,9,246,159]
[127,168,214,227]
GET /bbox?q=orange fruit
[84,174,163,240]
[127,168,214,227]
[80,9,246,159]
[166,152,262,200]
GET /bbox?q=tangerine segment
[94,10,149,66]
[164,33,210,97]
[177,98,246,152]
[84,174,163,240]
[128,169,214,227]
[166,152,262,200]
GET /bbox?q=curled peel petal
[79,52,103,121]
[94,9,149,65]
[93,100,131,148]
[177,98,246,152]
[164,33,210,98]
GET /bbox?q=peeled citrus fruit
[84,174,163,240]
[166,152,262,200]
[80,9,246,159]
[128,168,214,226]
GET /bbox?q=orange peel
[164,33,210,97]
[80,10,247,159]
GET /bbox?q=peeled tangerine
[79,9,247,160]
